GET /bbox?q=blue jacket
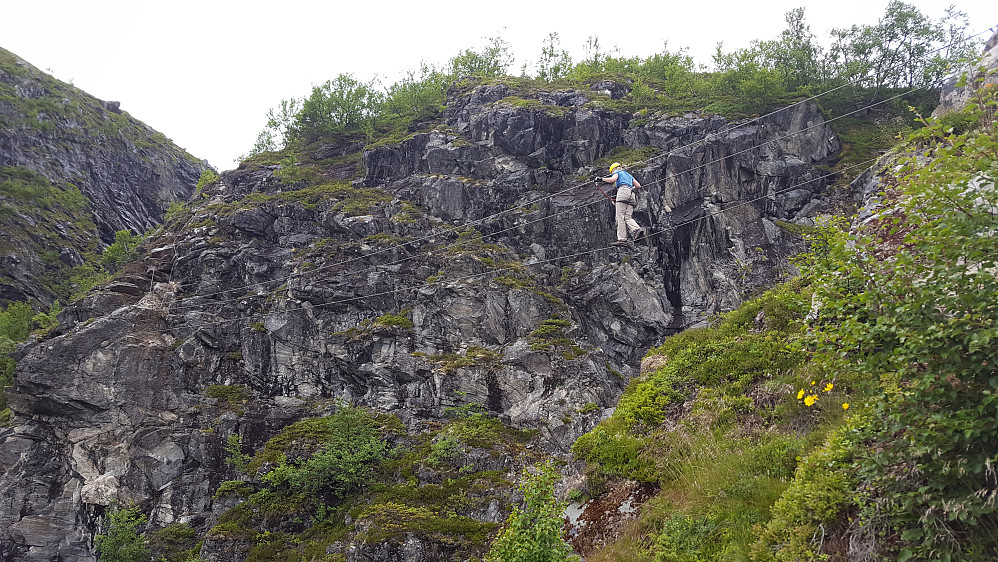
[615,170,635,188]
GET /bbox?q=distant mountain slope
[0,47,209,305]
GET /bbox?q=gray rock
[0,48,209,307]
[0,79,848,560]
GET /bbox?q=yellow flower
[797,389,805,400]
[810,380,816,386]
[842,403,849,410]
[804,394,819,407]
[824,383,834,392]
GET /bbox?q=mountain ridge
[0,46,210,306]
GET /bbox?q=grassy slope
[573,279,850,561]
[573,87,998,561]
[0,47,203,307]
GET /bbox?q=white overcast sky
[3,1,997,171]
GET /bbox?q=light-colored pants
[615,187,641,241]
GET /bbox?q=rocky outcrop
[933,30,998,118]
[368,85,840,325]
[0,78,845,560]
[0,47,209,305]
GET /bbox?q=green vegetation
[203,384,251,414]
[0,166,88,212]
[573,78,998,561]
[224,434,250,475]
[214,479,253,500]
[570,265,839,559]
[262,405,392,501]
[197,401,537,560]
[1,300,68,410]
[333,309,415,340]
[146,523,201,562]
[94,504,151,562]
[417,345,501,374]
[0,165,104,302]
[755,83,998,561]
[99,229,141,272]
[207,181,389,217]
[352,471,503,547]
[529,318,586,359]
[486,462,578,562]
[194,169,220,193]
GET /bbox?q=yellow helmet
[609,162,621,174]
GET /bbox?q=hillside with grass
[0,4,994,562]
[0,46,209,311]
[573,68,998,561]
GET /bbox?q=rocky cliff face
[0,47,209,305]
[0,78,844,560]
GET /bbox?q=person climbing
[595,162,646,246]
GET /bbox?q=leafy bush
[449,35,514,78]
[289,74,382,142]
[224,433,249,474]
[529,318,585,359]
[426,433,462,469]
[164,200,189,224]
[261,405,391,502]
[194,169,220,193]
[146,522,199,562]
[535,32,572,81]
[1,301,39,409]
[486,461,578,562]
[99,229,141,272]
[611,283,808,428]
[783,86,998,560]
[750,420,861,561]
[94,505,151,562]
[203,384,251,414]
[570,415,659,483]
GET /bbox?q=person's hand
[591,175,602,183]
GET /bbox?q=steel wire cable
[161,153,883,336]
[163,25,994,308]
[166,76,927,315]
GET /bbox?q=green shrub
[355,501,498,546]
[195,169,220,193]
[529,318,585,359]
[214,480,253,499]
[651,513,728,562]
[203,384,251,414]
[426,434,462,468]
[146,523,198,562]
[486,461,578,562]
[775,88,998,560]
[94,505,151,562]
[1,301,35,410]
[99,229,141,272]
[224,433,249,474]
[261,405,391,502]
[164,201,189,224]
[750,419,860,561]
[372,309,414,330]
